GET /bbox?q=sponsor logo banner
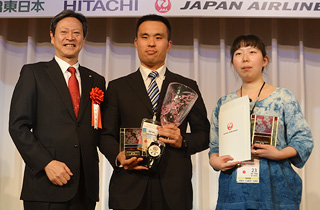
[0,0,320,18]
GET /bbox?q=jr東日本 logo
[227,122,233,130]
[155,0,172,13]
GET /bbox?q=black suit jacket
[99,69,210,210]
[9,59,106,202]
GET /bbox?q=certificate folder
[219,96,251,162]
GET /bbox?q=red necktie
[68,67,80,118]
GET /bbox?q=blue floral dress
[209,88,313,210]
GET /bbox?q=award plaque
[120,128,147,159]
[251,115,278,146]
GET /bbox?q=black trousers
[24,192,95,210]
[24,160,95,210]
[115,173,171,210]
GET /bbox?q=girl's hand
[252,143,298,160]
[209,153,241,171]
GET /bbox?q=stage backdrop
[0,16,320,210]
[1,0,320,18]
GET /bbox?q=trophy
[140,82,199,170]
[120,128,147,159]
[160,82,198,127]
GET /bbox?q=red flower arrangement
[90,87,104,129]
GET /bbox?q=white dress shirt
[55,56,82,95]
[139,65,166,92]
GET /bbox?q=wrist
[210,154,220,171]
[115,157,123,168]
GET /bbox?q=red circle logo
[227,122,233,130]
[155,0,172,13]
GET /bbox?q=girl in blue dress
[209,34,313,210]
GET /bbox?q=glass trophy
[144,82,198,169]
[160,82,198,127]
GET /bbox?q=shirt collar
[140,65,166,81]
[55,56,80,74]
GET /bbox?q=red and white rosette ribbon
[90,87,104,129]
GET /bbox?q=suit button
[77,123,80,127]
[74,145,79,148]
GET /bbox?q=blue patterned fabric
[209,88,313,210]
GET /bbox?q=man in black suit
[100,14,210,210]
[9,10,105,210]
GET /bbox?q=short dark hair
[50,10,88,38]
[136,14,171,41]
[231,34,267,61]
[230,34,267,71]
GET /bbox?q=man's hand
[44,160,73,186]
[157,124,183,148]
[117,151,148,171]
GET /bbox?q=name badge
[236,157,260,183]
[141,118,160,150]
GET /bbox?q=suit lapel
[128,70,154,114]
[45,59,76,120]
[78,66,93,120]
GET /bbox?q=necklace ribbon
[240,81,266,115]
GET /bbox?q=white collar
[140,65,166,81]
[55,56,80,74]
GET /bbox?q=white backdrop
[0,17,320,210]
